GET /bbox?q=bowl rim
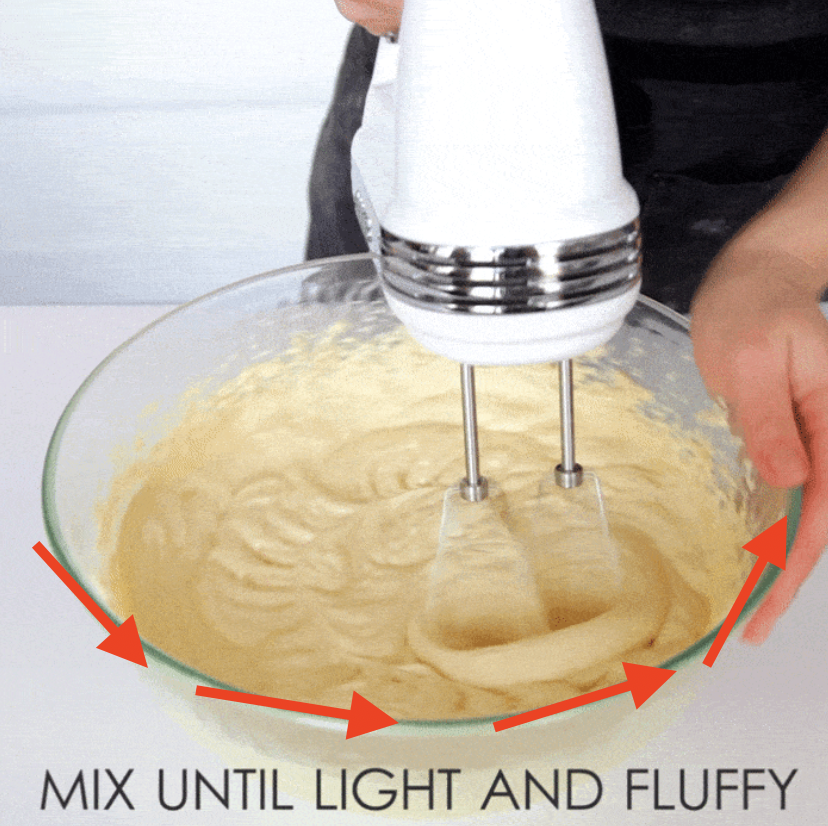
[41,253,795,735]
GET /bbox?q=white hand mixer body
[352,0,641,499]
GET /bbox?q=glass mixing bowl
[42,253,795,778]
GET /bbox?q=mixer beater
[352,0,643,641]
[381,222,642,503]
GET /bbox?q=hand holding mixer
[352,0,642,649]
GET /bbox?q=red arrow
[32,541,147,667]
[195,686,398,739]
[493,662,675,732]
[703,517,788,668]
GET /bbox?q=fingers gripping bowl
[43,254,793,764]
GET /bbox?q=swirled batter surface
[103,325,766,720]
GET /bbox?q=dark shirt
[306,8,828,313]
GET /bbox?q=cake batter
[102,323,771,720]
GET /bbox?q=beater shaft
[459,364,489,501]
[555,359,584,489]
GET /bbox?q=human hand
[691,245,828,643]
[334,0,404,37]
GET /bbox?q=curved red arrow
[493,662,675,732]
[703,516,787,667]
[195,686,398,739]
[32,541,147,667]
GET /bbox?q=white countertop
[3,304,828,825]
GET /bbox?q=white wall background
[0,0,353,303]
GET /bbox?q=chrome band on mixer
[380,220,641,314]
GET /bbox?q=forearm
[725,125,828,290]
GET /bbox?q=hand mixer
[351,0,642,648]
